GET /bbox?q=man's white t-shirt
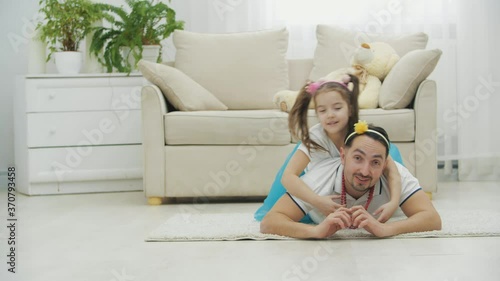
[290,160,422,224]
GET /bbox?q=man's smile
[354,174,371,185]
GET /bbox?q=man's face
[341,135,387,193]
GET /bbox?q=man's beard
[349,173,374,193]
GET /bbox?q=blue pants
[254,142,404,223]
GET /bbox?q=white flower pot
[122,45,161,72]
[54,52,83,75]
[141,45,161,62]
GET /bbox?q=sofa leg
[425,192,433,200]
[148,197,164,205]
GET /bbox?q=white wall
[0,0,186,189]
[0,0,39,188]
[0,0,316,188]
[3,0,487,187]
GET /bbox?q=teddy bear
[274,42,400,111]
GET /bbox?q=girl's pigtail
[346,74,360,133]
[288,85,311,143]
[288,84,325,152]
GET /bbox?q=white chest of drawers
[14,74,148,195]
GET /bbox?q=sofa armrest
[413,79,438,192]
[141,84,168,198]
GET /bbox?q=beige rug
[146,209,500,242]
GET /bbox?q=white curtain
[164,0,280,61]
[170,0,499,180]
[455,0,500,180]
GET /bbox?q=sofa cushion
[164,110,291,145]
[138,60,228,111]
[310,25,429,81]
[304,108,415,142]
[379,49,442,109]
[173,29,290,110]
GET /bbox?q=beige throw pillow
[173,28,289,110]
[138,60,228,111]
[379,49,442,109]
[310,25,429,81]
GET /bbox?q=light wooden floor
[1,180,500,281]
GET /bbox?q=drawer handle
[48,93,55,99]
[49,128,56,135]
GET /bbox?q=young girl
[254,74,404,223]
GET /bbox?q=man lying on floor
[260,123,441,239]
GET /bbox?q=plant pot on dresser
[14,74,148,195]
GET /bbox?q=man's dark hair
[344,124,391,157]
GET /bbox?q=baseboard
[437,160,459,169]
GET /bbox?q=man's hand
[314,195,344,216]
[350,206,389,237]
[311,208,352,238]
[373,201,398,223]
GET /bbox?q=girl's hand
[373,201,398,223]
[314,195,344,216]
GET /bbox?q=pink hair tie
[305,75,352,95]
[305,81,323,95]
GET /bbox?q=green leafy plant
[36,0,102,61]
[90,0,184,73]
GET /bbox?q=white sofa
[139,26,441,205]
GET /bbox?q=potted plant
[90,0,184,73]
[36,0,103,74]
